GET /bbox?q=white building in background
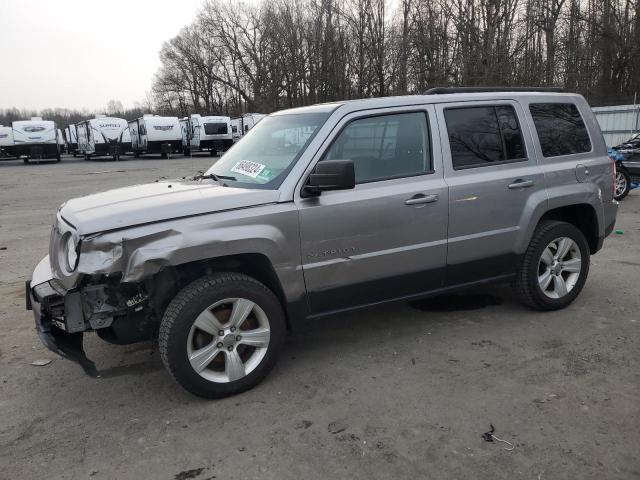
[65,125,78,155]
[592,104,640,146]
[231,113,266,141]
[76,115,129,160]
[8,117,61,162]
[128,114,182,158]
[0,125,14,157]
[180,114,233,155]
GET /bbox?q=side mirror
[304,159,355,195]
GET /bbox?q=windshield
[205,112,330,189]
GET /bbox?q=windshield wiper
[196,173,237,186]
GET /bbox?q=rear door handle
[405,194,439,206]
[508,179,534,189]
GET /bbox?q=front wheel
[515,220,590,311]
[159,273,286,398]
[614,168,631,201]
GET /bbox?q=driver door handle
[405,194,439,206]
[508,179,534,189]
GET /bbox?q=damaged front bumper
[27,255,153,377]
[26,266,98,377]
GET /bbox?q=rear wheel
[23,158,29,164]
[159,273,286,398]
[614,168,631,201]
[516,220,590,310]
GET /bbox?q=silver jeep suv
[27,88,618,398]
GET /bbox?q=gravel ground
[0,154,638,480]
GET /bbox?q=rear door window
[444,105,526,169]
[529,103,591,157]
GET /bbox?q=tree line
[3,0,639,124]
[0,101,147,128]
[153,0,640,116]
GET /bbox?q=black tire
[515,220,590,311]
[614,168,631,201]
[159,272,286,398]
[161,152,168,159]
[209,149,216,156]
[23,158,29,164]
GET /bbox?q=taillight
[608,155,616,196]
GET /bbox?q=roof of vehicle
[12,119,55,126]
[199,116,230,122]
[78,117,128,126]
[130,116,180,125]
[272,91,584,117]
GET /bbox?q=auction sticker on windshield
[230,160,266,178]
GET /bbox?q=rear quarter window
[529,103,591,157]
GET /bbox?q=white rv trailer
[0,125,14,158]
[180,114,233,155]
[128,114,181,158]
[120,126,133,154]
[231,113,266,141]
[57,128,64,153]
[8,117,60,163]
[76,115,129,160]
[65,125,78,156]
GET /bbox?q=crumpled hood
[60,179,280,235]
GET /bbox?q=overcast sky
[0,0,203,111]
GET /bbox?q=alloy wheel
[186,298,271,383]
[537,237,582,299]
[615,171,628,198]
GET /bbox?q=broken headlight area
[33,278,66,301]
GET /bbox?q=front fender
[77,203,304,302]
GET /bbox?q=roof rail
[423,86,564,95]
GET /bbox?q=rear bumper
[596,201,618,252]
[145,140,182,154]
[199,139,234,151]
[8,143,59,158]
[27,257,97,376]
[93,143,121,157]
